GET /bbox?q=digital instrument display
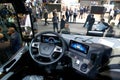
[69,40,89,55]
[41,35,61,46]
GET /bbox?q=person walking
[73,8,78,23]
[52,13,59,32]
[69,8,73,22]
[44,9,49,25]
[79,6,84,19]
[60,15,66,32]
[83,13,91,27]
[87,14,95,32]
[65,8,70,22]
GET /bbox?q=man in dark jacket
[65,8,70,22]
[60,15,65,32]
[83,13,92,27]
[52,13,59,32]
[7,27,21,53]
[87,14,95,32]
[44,9,49,25]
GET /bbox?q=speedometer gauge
[48,37,55,43]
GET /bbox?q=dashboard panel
[68,40,112,77]
[68,40,91,74]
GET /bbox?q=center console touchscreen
[69,40,89,56]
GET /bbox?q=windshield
[24,0,120,38]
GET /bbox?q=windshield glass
[24,0,120,38]
[0,3,22,67]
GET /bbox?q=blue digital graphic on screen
[70,41,89,54]
[41,35,61,44]
[44,37,60,44]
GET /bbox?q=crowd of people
[23,0,120,35]
[37,6,119,33]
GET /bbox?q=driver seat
[22,75,44,80]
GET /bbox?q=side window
[0,3,22,66]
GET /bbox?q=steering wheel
[29,31,66,65]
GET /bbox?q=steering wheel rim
[29,31,66,65]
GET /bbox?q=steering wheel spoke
[32,42,40,49]
[54,46,62,53]
[33,53,40,58]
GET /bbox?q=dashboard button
[80,63,88,72]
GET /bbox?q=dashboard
[67,40,112,77]
[40,34,112,77]
[0,32,116,80]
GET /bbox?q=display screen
[69,40,89,55]
[41,35,61,46]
